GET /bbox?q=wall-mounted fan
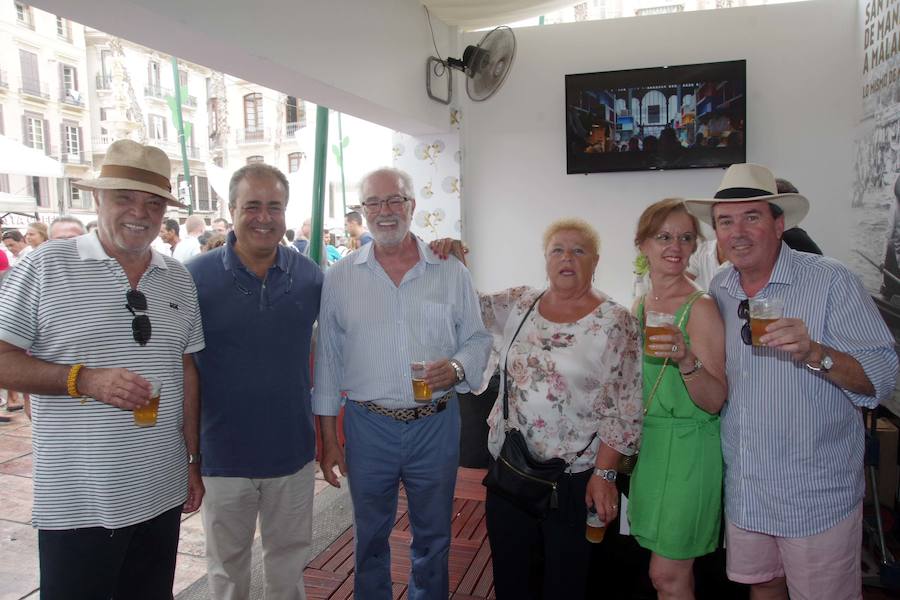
[426,26,516,105]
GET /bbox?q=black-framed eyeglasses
[361,195,409,213]
[738,299,751,346]
[125,289,152,346]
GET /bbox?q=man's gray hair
[229,163,290,209]
[359,167,415,201]
[50,215,86,234]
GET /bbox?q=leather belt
[363,391,453,423]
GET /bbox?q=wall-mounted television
[565,59,746,174]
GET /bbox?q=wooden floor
[303,467,495,600]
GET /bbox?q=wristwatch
[593,468,617,482]
[188,453,202,465]
[805,344,834,374]
[448,359,466,383]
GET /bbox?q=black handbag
[482,291,595,519]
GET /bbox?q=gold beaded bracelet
[67,363,85,401]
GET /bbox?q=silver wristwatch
[448,359,465,383]
[593,468,617,482]
[188,453,202,465]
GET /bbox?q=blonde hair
[27,222,48,243]
[542,218,600,256]
[634,198,702,248]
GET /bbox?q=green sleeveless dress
[627,293,722,560]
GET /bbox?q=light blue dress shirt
[710,243,898,537]
[312,237,491,415]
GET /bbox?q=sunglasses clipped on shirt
[738,299,752,346]
[125,289,152,346]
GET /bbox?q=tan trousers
[202,461,315,600]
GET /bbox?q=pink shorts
[725,504,862,600]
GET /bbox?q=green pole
[337,112,347,217]
[170,57,193,214]
[310,105,329,266]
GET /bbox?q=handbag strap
[502,291,544,421]
[642,290,704,414]
[501,289,597,464]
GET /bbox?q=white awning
[0,134,65,178]
[0,192,38,216]
[421,0,580,29]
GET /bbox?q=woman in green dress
[628,198,728,600]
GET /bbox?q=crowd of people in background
[0,139,896,600]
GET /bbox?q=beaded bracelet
[67,363,85,400]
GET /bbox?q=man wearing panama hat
[686,163,898,600]
[0,139,205,599]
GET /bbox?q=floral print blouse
[481,286,643,472]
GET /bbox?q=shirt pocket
[419,301,455,354]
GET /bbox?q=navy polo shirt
[187,232,323,478]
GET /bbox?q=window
[68,179,88,209]
[148,114,167,140]
[286,96,305,135]
[246,155,264,164]
[15,3,33,28]
[31,176,49,207]
[147,60,161,96]
[243,92,263,135]
[60,64,80,103]
[0,174,8,193]
[23,113,45,150]
[63,122,81,160]
[647,105,661,124]
[196,176,210,211]
[0,104,4,135]
[56,17,72,40]
[178,70,188,91]
[19,50,40,96]
[99,107,107,121]
[288,152,303,173]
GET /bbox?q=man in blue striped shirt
[313,167,491,600]
[687,163,898,600]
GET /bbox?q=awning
[0,192,39,218]
[0,134,65,178]
[421,0,580,29]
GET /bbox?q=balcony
[236,128,271,144]
[60,89,85,108]
[20,79,50,101]
[95,74,112,90]
[286,121,306,137]
[93,134,114,148]
[59,149,88,165]
[144,84,171,100]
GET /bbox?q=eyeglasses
[653,232,697,246]
[738,299,751,345]
[361,195,409,213]
[125,289,152,346]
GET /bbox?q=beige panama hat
[73,139,185,208]
[685,163,809,229]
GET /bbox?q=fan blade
[466,26,516,102]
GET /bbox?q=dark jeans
[486,464,593,600]
[39,504,183,600]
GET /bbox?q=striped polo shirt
[0,232,205,530]
[710,243,898,537]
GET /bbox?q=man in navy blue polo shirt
[187,163,323,600]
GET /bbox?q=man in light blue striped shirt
[687,164,899,600]
[313,167,491,600]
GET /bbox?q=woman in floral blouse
[434,218,643,599]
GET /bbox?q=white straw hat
[685,163,808,229]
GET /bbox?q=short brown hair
[542,218,600,256]
[634,198,702,248]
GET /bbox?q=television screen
[566,60,746,174]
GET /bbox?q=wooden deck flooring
[303,467,495,599]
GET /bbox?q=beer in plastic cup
[749,297,784,346]
[586,507,606,543]
[134,377,161,427]
[644,311,676,354]
[410,362,431,403]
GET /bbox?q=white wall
[26,0,456,135]
[460,0,858,304]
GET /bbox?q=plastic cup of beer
[749,297,784,346]
[133,377,161,427]
[410,362,431,403]
[586,507,606,543]
[644,311,676,354]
